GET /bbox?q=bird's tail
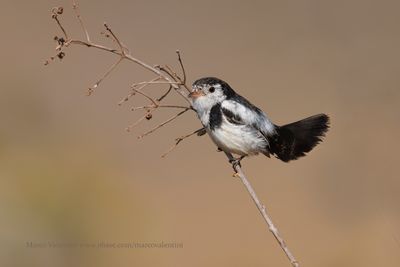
[270,114,330,162]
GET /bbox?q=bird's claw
[229,156,245,173]
[229,158,242,169]
[197,128,207,136]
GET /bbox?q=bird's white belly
[208,124,266,156]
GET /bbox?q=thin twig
[132,105,190,111]
[87,57,124,95]
[175,51,191,92]
[44,50,64,65]
[70,38,190,102]
[71,0,90,42]
[104,23,129,55]
[118,77,161,105]
[68,39,118,53]
[161,128,205,157]
[229,153,300,267]
[156,65,179,83]
[126,111,153,132]
[131,87,159,107]
[51,7,68,40]
[48,3,189,101]
[137,108,189,139]
[165,65,179,81]
[157,85,173,101]
[176,50,186,84]
[133,80,180,87]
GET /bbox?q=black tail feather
[270,114,330,162]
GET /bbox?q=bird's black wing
[220,99,265,129]
[221,99,276,157]
[221,106,245,125]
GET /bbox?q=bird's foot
[229,158,241,169]
[232,172,240,178]
[229,156,245,173]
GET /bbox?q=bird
[188,77,329,168]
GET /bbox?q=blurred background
[1,0,399,266]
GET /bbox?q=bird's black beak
[188,88,205,99]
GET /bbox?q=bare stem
[118,77,161,105]
[176,50,186,84]
[132,88,159,106]
[72,0,90,42]
[229,154,300,267]
[174,50,191,91]
[134,81,180,87]
[87,57,124,95]
[126,111,153,132]
[157,85,173,101]
[132,105,190,111]
[104,23,128,55]
[68,39,118,53]
[161,127,205,157]
[69,38,190,102]
[51,7,68,40]
[137,108,189,139]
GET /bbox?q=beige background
[1,0,400,266]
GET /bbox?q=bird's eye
[209,86,215,93]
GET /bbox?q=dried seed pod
[58,37,65,45]
[145,113,153,120]
[56,7,64,14]
[57,52,65,59]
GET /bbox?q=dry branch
[161,127,205,158]
[137,108,190,139]
[231,156,299,267]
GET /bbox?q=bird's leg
[196,128,207,136]
[224,152,246,174]
[230,155,245,169]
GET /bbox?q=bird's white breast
[208,117,267,156]
[192,97,272,156]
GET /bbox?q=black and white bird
[189,77,329,167]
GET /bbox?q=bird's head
[189,77,235,112]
